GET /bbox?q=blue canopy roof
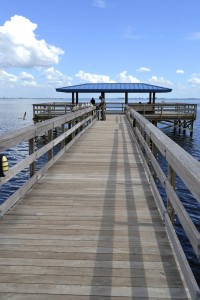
[56,83,172,93]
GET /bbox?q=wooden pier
[32,102,197,134]
[0,107,200,299]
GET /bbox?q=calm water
[0,97,200,287]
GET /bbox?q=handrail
[0,106,96,216]
[126,105,200,299]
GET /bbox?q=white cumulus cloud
[188,76,200,87]
[0,15,64,68]
[148,76,173,86]
[0,69,39,88]
[176,69,184,74]
[19,71,35,80]
[117,71,140,83]
[75,70,115,83]
[0,69,18,83]
[41,67,73,86]
[137,67,151,72]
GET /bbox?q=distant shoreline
[0,97,199,100]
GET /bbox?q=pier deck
[0,115,190,299]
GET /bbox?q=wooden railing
[33,102,74,120]
[128,102,197,119]
[32,102,126,120]
[126,105,200,299]
[0,106,96,216]
[33,102,197,121]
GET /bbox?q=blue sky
[0,0,200,99]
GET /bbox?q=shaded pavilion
[56,83,172,104]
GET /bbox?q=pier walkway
[0,115,190,299]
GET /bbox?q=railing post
[61,123,65,149]
[151,142,157,182]
[167,164,176,225]
[48,129,53,161]
[68,122,72,141]
[72,118,76,139]
[29,138,35,177]
[146,134,151,166]
[190,121,194,137]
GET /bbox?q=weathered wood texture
[0,115,190,299]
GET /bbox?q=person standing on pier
[90,98,96,105]
[99,95,106,120]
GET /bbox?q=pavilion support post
[149,92,152,104]
[76,92,79,105]
[101,92,105,99]
[125,92,128,104]
[153,92,156,115]
[72,92,75,108]
[153,92,156,104]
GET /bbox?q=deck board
[0,115,190,299]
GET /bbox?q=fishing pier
[0,83,200,299]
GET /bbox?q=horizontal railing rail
[0,106,96,216]
[126,105,200,299]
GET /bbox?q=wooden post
[29,138,35,177]
[167,164,176,225]
[72,93,75,106]
[190,121,194,137]
[151,142,157,182]
[183,120,187,133]
[125,92,128,104]
[48,129,53,161]
[149,92,152,104]
[153,92,156,104]
[61,123,65,149]
[68,122,72,142]
[146,134,151,166]
[76,92,79,105]
[72,118,75,139]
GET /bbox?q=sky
[0,0,200,99]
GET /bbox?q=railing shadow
[122,115,189,299]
